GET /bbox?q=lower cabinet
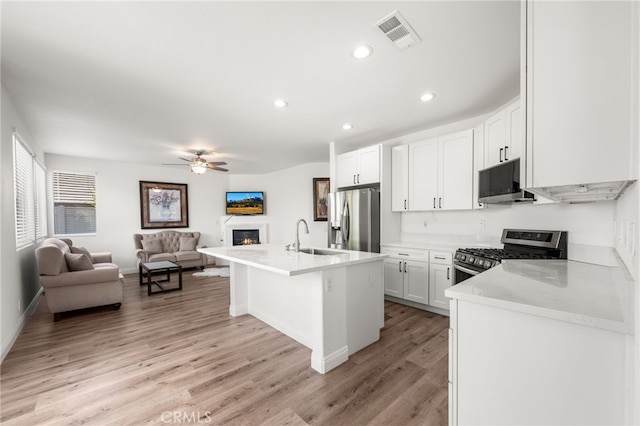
[382,247,453,313]
[383,258,429,304]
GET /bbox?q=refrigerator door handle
[341,196,350,246]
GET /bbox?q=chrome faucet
[295,218,309,252]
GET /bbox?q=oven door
[453,262,483,284]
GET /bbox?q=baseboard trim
[1,287,43,363]
[311,346,349,374]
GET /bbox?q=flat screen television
[226,191,265,215]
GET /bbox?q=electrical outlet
[479,220,485,230]
[423,220,428,228]
[325,279,333,292]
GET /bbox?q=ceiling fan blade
[178,157,192,162]
[210,166,229,172]
[208,161,227,166]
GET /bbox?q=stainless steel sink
[298,247,344,256]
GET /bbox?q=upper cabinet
[336,145,381,188]
[523,1,637,201]
[392,129,474,212]
[391,145,409,211]
[484,98,522,168]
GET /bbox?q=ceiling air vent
[375,10,421,50]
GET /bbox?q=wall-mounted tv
[226,191,265,215]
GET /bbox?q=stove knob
[468,256,474,263]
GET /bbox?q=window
[13,132,47,250]
[14,134,35,249]
[52,171,96,235]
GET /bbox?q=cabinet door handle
[504,146,509,161]
[433,198,436,209]
[403,261,407,273]
[447,267,450,280]
[357,174,360,183]
[499,147,504,163]
[399,261,402,273]
[404,199,407,210]
[435,256,445,260]
[439,197,442,209]
[353,175,356,184]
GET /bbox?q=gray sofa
[35,238,124,321]
[133,231,208,269]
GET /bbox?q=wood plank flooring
[1,270,449,425]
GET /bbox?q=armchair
[35,238,124,321]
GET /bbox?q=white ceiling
[1,1,520,174]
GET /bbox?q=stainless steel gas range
[453,229,568,284]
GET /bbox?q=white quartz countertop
[446,259,634,334]
[198,244,387,276]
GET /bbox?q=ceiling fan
[164,150,228,174]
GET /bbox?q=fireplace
[233,229,260,246]
[223,223,267,247]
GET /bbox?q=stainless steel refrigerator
[328,186,380,253]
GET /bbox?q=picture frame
[313,177,330,221]
[139,181,189,229]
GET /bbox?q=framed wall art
[313,177,330,221]
[139,181,189,229]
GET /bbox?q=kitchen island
[445,258,634,425]
[198,244,387,373]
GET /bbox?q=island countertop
[198,244,388,276]
[445,259,635,334]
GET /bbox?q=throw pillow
[141,238,163,254]
[70,246,95,263]
[179,237,197,252]
[65,253,95,271]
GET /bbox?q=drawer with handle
[430,251,453,264]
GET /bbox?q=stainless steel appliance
[454,229,568,284]
[478,158,535,204]
[328,186,380,253]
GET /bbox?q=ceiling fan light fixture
[190,163,207,174]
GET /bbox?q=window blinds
[14,134,35,249]
[52,171,96,235]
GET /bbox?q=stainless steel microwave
[478,158,534,204]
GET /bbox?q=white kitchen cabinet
[382,248,429,305]
[472,123,485,209]
[449,299,627,425]
[524,1,637,200]
[391,145,409,211]
[439,130,474,210]
[484,98,522,168]
[428,251,452,310]
[336,145,380,188]
[408,138,438,210]
[407,130,473,211]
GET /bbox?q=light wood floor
[1,270,449,425]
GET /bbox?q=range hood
[479,190,535,204]
[526,180,636,203]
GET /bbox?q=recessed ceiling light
[420,92,436,102]
[342,123,353,130]
[273,99,288,108]
[352,45,373,59]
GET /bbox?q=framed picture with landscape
[313,178,329,221]
[139,181,189,229]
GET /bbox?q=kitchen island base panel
[228,260,383,374]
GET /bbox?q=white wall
[400,201,617,247]
[229,162,330,248]
[1,86,46,360]
[45,154,229,274]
